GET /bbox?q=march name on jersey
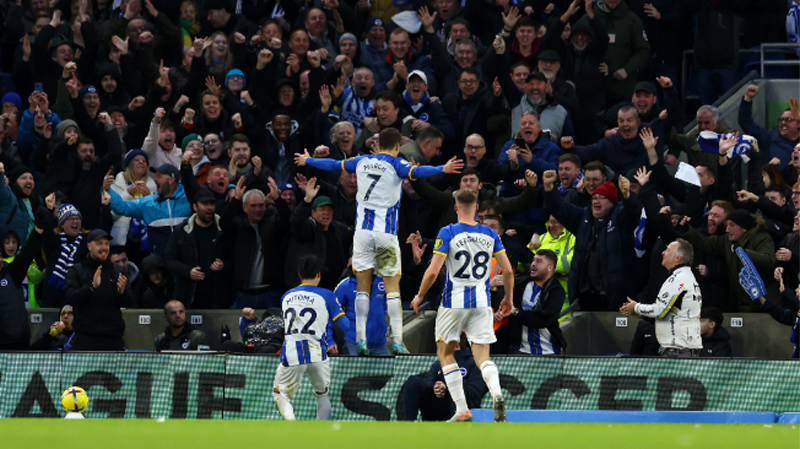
[514,282,561,355]
[280,285,345,367]
[434,222,505,309]
[305,154,443,235]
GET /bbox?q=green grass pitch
[2,420,799,448]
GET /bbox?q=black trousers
[402,376,453,421]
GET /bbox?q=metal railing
[760,43,800,77]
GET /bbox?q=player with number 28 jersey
[434,222,506,309]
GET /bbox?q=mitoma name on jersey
[285,294,315,305]
[453,234,495,249]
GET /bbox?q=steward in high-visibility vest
[528,216,575,307]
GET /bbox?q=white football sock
[315,390,332,420]
[386,293,403,344]
[355,292,369,342]
[442,363,467,414]
[480,361,502,399]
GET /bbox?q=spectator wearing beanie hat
[681,209,779,312]
[109,149,157,248]
[360,17,388,69]
[542,170,642,311]
[1,93,22,114]
[181,134,211,185]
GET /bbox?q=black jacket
[508,274,566,352]
[220,196,291,291]
[164,214,231,309]
[153,324,211,352]
[136,253,174,309]
[0,227,41,346]
[65,255,132,338]
[442,84,504,159]
[284,199,351,290]
[700,326,732,357]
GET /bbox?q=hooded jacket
[682,215,779,311]
[0,227,41,347]
[107,183,191,254]
[700,325,732,357]
[136,253,174,309]
[593,1,650,99]
[96,63,132,111]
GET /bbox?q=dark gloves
[35,206,54,230]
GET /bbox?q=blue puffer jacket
[543,188,641,310]
[107,184,191,254]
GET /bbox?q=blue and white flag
[697,131,755,161]
[735,246,767,301]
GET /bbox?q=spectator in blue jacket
[327,270,389,356]
[499,111,561,185]
[0,164,39,247]
[105,164,191,255]
[402,338,487,421]
[739,84,800,169]
[17,92,60,162]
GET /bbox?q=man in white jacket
[620,238,703,357]
[143,107,182,168]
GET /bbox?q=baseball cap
[311,195,333,209]
[79,85,98,98]
[525,71,548,83]
[149,163,181,181]
[634,81,656,95]
[86,229,112,244]
[194,188,216,204]
[537,49,561,62]
[407,70,428,84]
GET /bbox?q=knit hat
[726,209,755,230]
[592,181,618,204]
[182,133,202,150]
[58,204,82,227]
[79,85,98,98]
[1,92,22,111]
[365,17,385,33]
[6,165,32,186]
[225,69,246,89]
[124,148,149,168]
[55,120,79,139]
[339,33,357,47]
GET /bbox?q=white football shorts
[435,306,497,345]
[352,229,401,277]
[273,360,330,398]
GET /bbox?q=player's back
[353,153,411,235]
[434,222,505,309]
[280,285,341,366]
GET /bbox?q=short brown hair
[710,200,734,216]
[229,133,249,146]
[379,128,402,151]
[559,153,581,167]
[583,161,607,178]
[454,188,477,206]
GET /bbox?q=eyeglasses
[464,145,484,151]
[778,118,797,123]
[792,191,800,196]
[187,142,204,149]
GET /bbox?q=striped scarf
[558,172,583,196]
[47,233,82,290]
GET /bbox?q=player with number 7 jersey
[294,129,463,356]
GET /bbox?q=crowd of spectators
[0,0,797,355]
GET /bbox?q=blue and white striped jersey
[331,88,375,137]
[514,282,561,355]
[434,222,505,309]
[306,153,443,236]
[279,285,346,367]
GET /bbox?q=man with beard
[507,71,573,143]
[220,178,290,309]
[181,163,233,215]
[543,0,609,144]
[597,79,680,138]
[399,71,455,141]
[143,107,182,168]
[106,164,191,254]
[507,249,566,355]
[39,201,113,308]
[0,164,39,247]
[542,170,641,311]
[400,126,444,166]
[561,106,664,176]
[65,229,132,351]
[456,134,513,188]
[165,188,230,309]
[739,85,800,169]
[443,68,504,158]
[225,134,270,188]
[154,300,211,351]
[265,111,301,187]
[535,49,580,116]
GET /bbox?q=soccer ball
[61,386,89,414]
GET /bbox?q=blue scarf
[558,172,583,196]
[47,233,82,290]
